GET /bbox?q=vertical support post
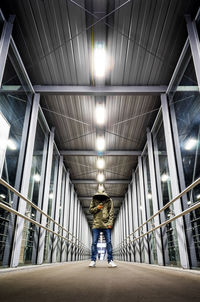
[61,171,70,262]
[132,172,140,262]
[147,129,164,266]
[161,93,189,268]
[52,156,63,263]
[124,193,129,261]
[138,156,149,263]
[185,15,200,89]
[37,129,54,264]
[10,94,40,267]
[127,184,133,261]
[0,15,15,86]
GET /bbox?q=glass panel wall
[152,113,180,266]
[43,144,59,263]
[19,110,49,265]
[56,167,66,262]
[0,48,33,267]
[168,46,200,268]
[135,168,143,262]
[142,149,157,264]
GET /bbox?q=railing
[113,177,200,253]
[0,178,90,254]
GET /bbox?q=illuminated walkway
[0,261,200,302]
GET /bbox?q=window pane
[169,48,200,268]
[152,114,180,266]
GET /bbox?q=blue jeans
[91,228,113,262]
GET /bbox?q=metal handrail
[113,177,200,251]
[0,178,90,252]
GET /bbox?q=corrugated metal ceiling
[1,0,199,226]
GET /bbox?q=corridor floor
[0,261,200,302]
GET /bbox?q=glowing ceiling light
[95,104,106,125]
[94,43,106,78]
[184,138,197,150]
[97,172,105,183]
[7,139,17,150]
[0,194,6,199]
[147,193,152,199]
[161,173,169,182]
[98,184,105,192]
[97,157,105,169]
[96,136,105,151]
[33,173,41,182]
[139,206,143,211]
[187,201,192,205]
[196,194,200,199]
[49,193,54,200]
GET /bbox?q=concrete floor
[0,261,200,302]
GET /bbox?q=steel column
[138,156,149,263]
[147,130,164,266]
[161,94,189,268]
[186,15,200,89]
[0,15,15,86]
[52,156,63,263]
[10,94,40,267]
[132,172,140,262]
[37,129,55,264]
[61,171,70,262]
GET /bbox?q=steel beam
[32,85,167,95]
[186,15,200,88]
[61,150,141,156]
[0,15,15,86]
[72,179,130,184]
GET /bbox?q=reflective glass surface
[152,114,180,266]
[169,49,200,268]
[142,151,157,264]
[19,110,49,265]
[0,50,32,267]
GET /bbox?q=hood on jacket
[93,191,110,202]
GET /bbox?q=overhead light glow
[196,194,200,200]
[96,136,105,151]
[95,104,106,125]
[187,201,192,205]
[147,193,152,199]
[97,157,105,169]
[161,173,169,182]
[49,193,54,200]
[97,172,105,183]
[0,194,6,199]
[94,43,106,78]
[139,206,143,211]
[184,138,197,150]
[7,139,17,150]
[33,173,41,182]
[98,184,105,192]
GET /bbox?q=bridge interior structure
[0,1,200,301]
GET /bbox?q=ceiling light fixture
[96,136,105,151]
[49,193,54,200]
[7,139,17,150]
[94,43,106,78]
[95,104,106,125]
[97,172,105,183]
[97,157,105,169]
[98,184,105,192]
[161,173,169,182]
[184,138,197,150]
[33,173,41,182]
[147,193,152,199]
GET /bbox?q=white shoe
[89,261,96,268]
[108,260,117,268]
